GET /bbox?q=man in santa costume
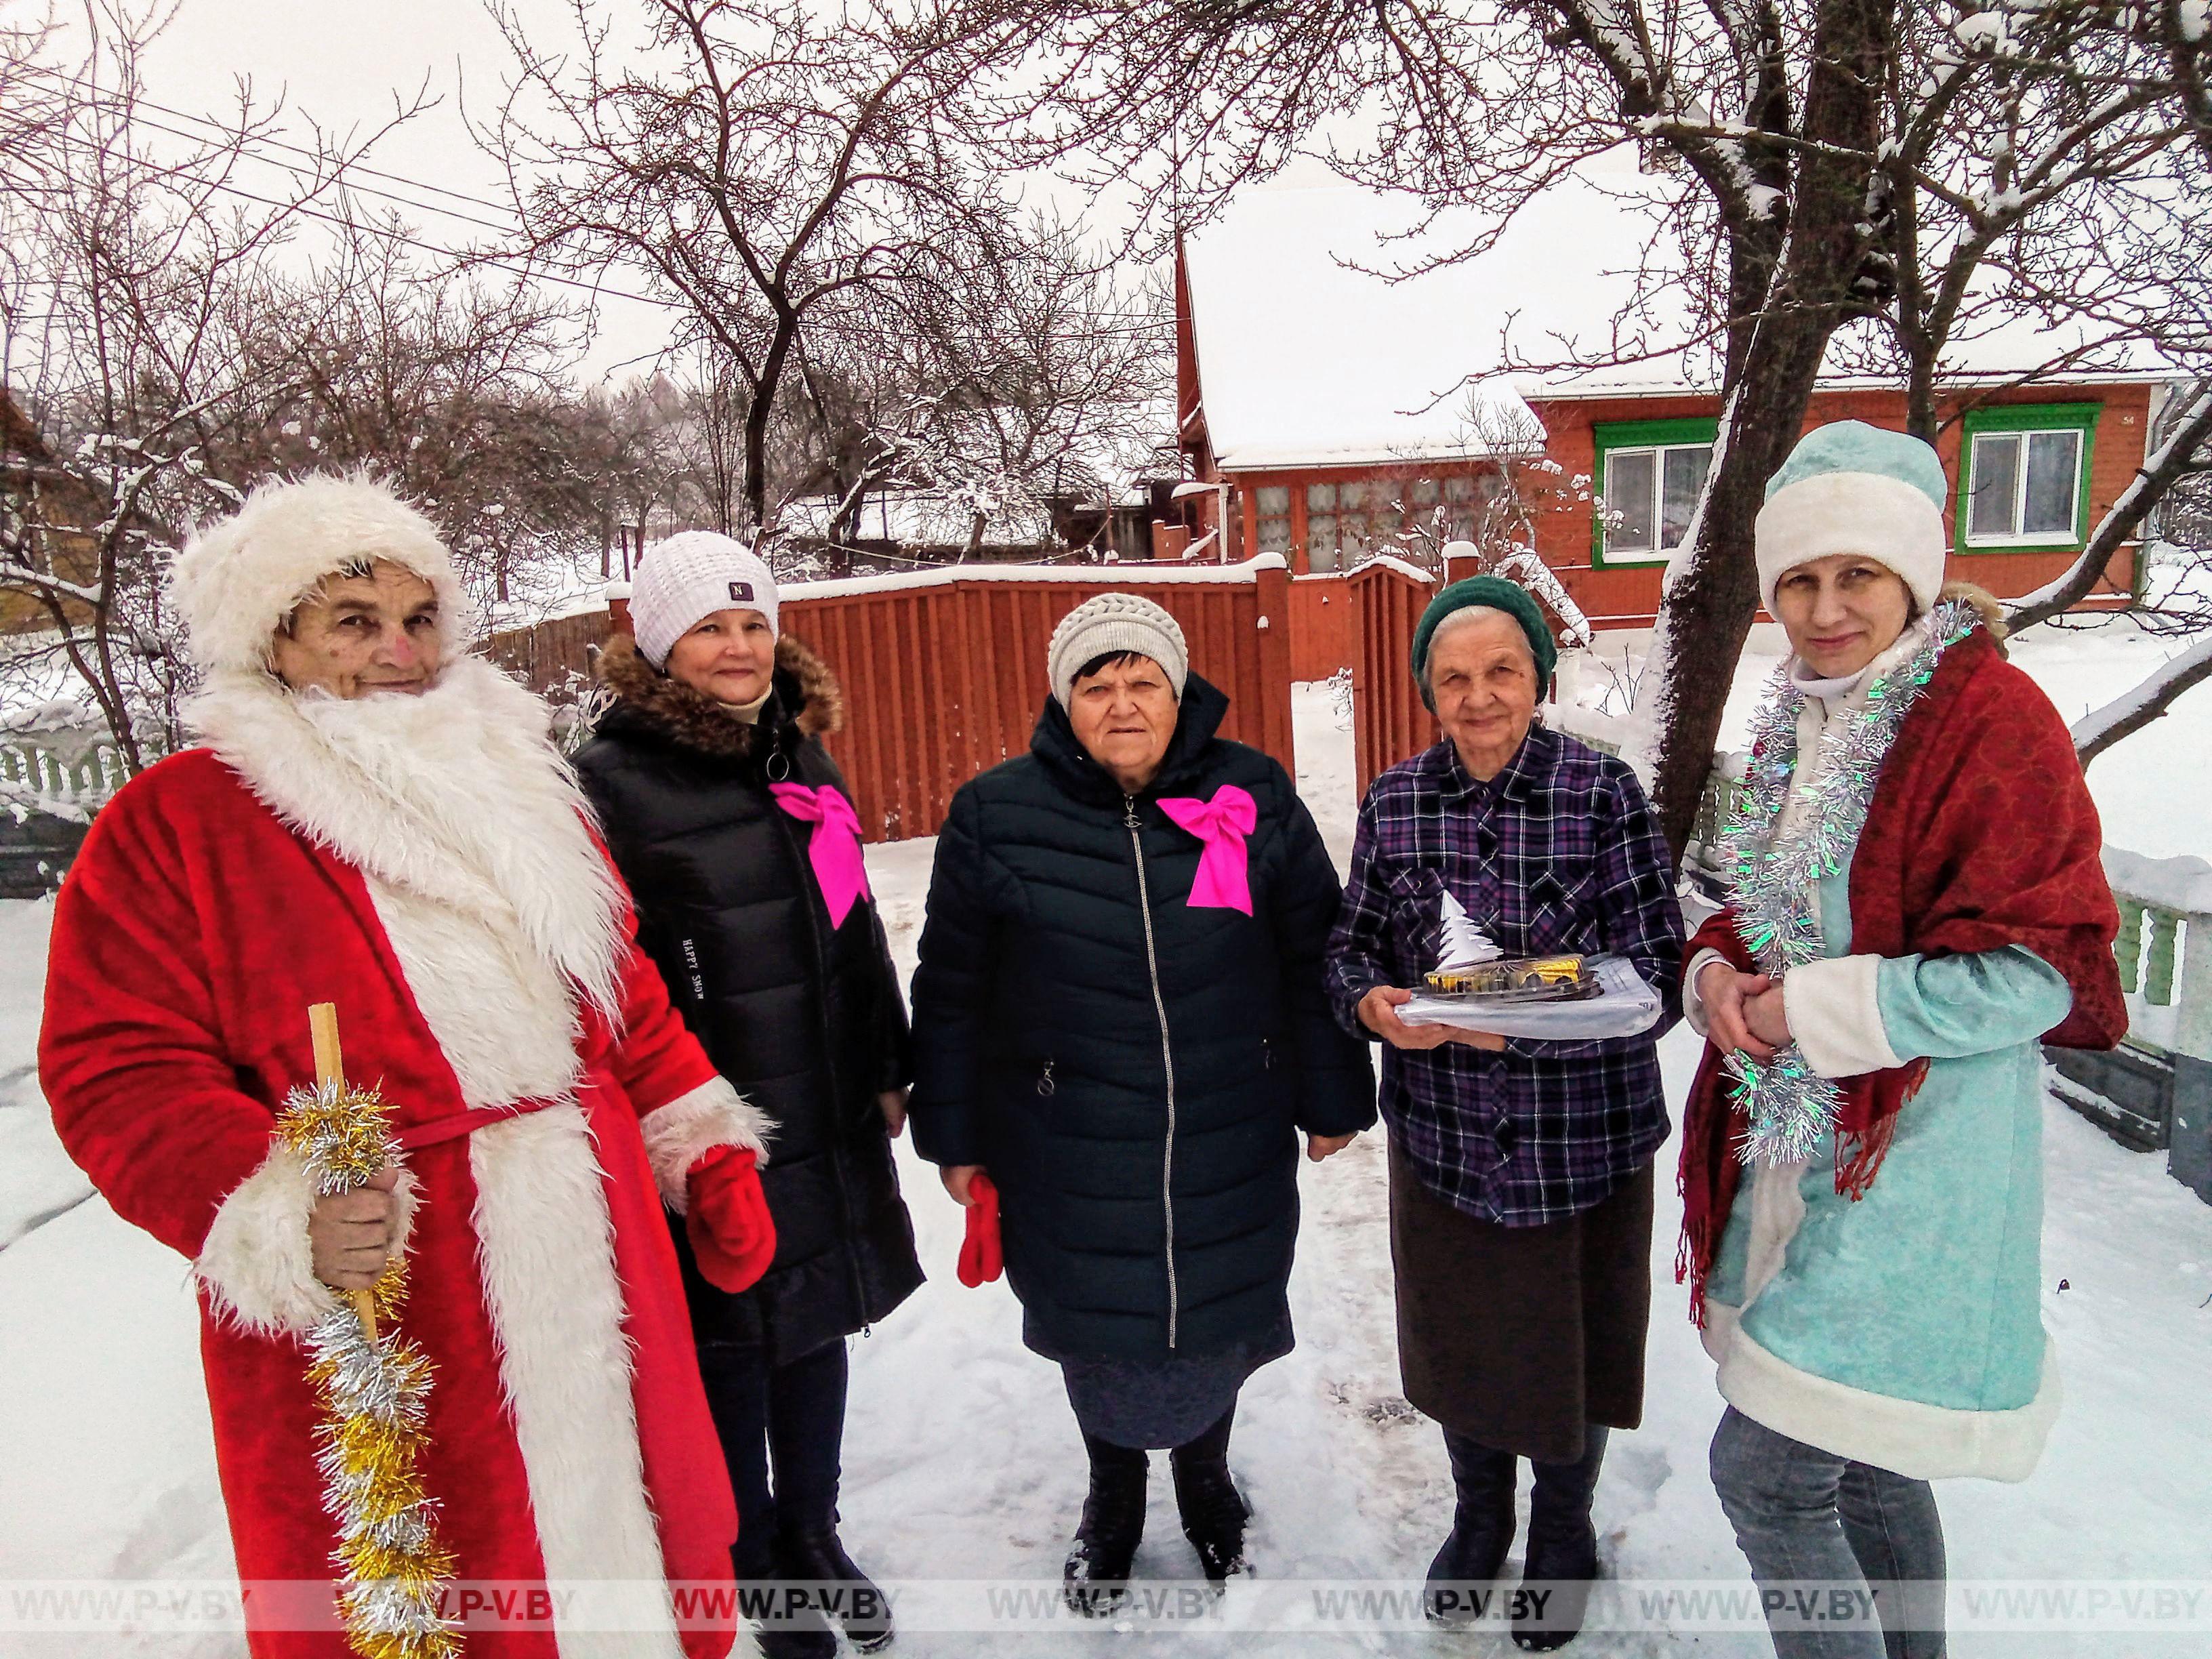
[41,473,778,1658]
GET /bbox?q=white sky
[115,0,1149,385]
[126,0,692,380]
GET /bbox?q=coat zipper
[1124,792,1181,1351]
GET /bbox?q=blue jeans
[1709,1406,1947,1659]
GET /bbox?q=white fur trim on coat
[470,1103,687,1656]
[197,1144,419,1338]
[170,472,476,678]
[195,1141,333,1336]
[639,1078,775,1213]
[1716,1322,2062,1483]
[1784,953,1903,1080]
[1755,471,1946,615]
[184,656,626,1027]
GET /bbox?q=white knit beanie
[630,531,780,670]
[1047,593,1189,707]
[169,472,472,678]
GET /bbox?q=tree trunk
[744,325,796,535]
[1641,0,1897,864]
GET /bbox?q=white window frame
[1962,426,2086,549]
[1599,440,1714,565]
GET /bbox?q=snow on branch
[0,562,106,609]
[1497,550,1595,648]
[2074,634,2212,769]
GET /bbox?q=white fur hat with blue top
[1755,421,1950,614]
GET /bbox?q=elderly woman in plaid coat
[1326,575,1683,1652]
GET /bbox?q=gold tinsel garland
[277,1071,462,1659]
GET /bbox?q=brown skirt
[1389,1134,1654,1465]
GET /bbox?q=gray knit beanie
[1046,593,1189,707]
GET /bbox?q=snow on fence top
[1347,552,1441,586]
[764,553,1289,604]
[2106,847,2212,916]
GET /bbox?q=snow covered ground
[1566,602,2212,863]
[4,680,2211,1655]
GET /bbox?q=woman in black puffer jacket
[907,592,1376,1614]
[575,533,921,1659]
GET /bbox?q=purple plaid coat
[1326,724,1684,1225]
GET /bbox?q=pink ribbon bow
[770,781,873,928]
[1158,784,1258,915]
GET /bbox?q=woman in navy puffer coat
[907,592,1375,1613]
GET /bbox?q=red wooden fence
[1349,558,1441,799]
[783,562,1292,840]
[1287,573,1355,682]
[499,558,1297,844]
[485,609,612,695]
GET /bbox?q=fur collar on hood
[596,632,844,760]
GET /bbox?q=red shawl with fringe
[1678,627,2126,1324]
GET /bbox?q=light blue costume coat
[1691,621,2074,1480]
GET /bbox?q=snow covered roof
[1184,163,2177,471]
[1183,170,1692,469]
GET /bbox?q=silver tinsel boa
[1715,598,1979,1166]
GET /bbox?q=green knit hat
[1411,576,1557,710]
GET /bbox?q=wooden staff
[308,1002,380,1342]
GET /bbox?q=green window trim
[1954,401,2102,556]
[1590,415,1721,569]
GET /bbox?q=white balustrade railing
[2103,850,2210,1067]
[0,724,152,823]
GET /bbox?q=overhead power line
[11,73,1176,340]
[12,60,533,223]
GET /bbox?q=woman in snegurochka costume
[1681,422,2128,1659]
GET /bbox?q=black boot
[741,1536,837,1659]
[780,1521,895,1653]
[1427,1431,1519,1626]
[1063,1435,1149,1616]
[1170,1408,1250,1584]
[1512,1426,1608,1652]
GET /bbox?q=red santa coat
[41,658,766,1658]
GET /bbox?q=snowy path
[5,686,2211,1654]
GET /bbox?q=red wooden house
[1172,175,2173,661]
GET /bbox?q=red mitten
[957,1170,1003,1288]
[686,1146,777,1294]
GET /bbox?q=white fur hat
[1046,592,1189,708]
[630,531,780,670]
[1755,421,1950,614]
[170,473,472,677]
